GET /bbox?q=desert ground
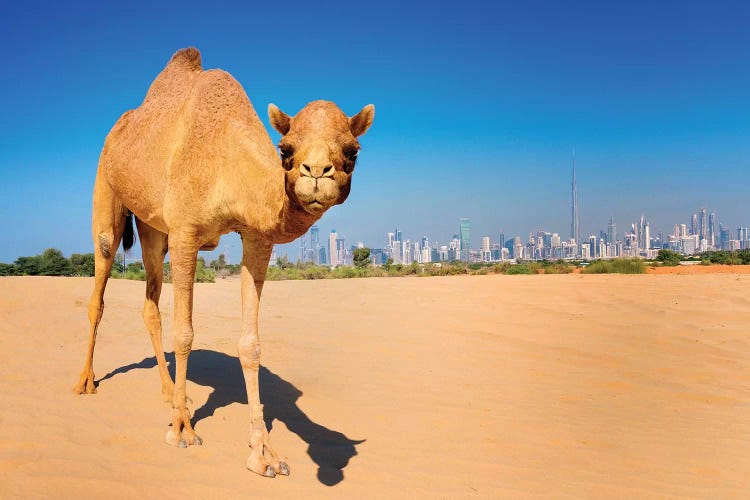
[1,272,749,498]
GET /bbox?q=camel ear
[350,104,375,137]
[268,104,291,135]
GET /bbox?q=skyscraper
[699,208,707,241]
[691,213,698,236]
[607,218,617,246]
[708,212,716,246]
[571,152,580,255]
[328,229,338,267]
[459,218,471,261]
[310,225,320,264]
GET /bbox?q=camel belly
[200,237,220,251]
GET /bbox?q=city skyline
[280,200,749,267]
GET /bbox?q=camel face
[269,101,374,216]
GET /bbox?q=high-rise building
[310,225,320,264]
[328,230,338,267]
[395,229,402,243]
[513,236,523,260]
[699,208,707,241]
[336,237,346,265]
[588,235,597,258]
[708,212,716,247]
[571,153,580,254]
[607,218,616,247]
[318,246,327,265]
[459,218,471,262]
[719,224,730,250]
[738,227,749,249]
[691,213,698,236]
[482,236,491,262]
[392,240,402,264]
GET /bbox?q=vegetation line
[1,248,748,282]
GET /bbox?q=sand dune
[1,274,749,498]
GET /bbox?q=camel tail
[123,214,135,252]
[167,47,203,72]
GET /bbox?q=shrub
[582,258,646,274]
[506,264,532,275]
[656,249,681,266]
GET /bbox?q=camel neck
[267,190,320,244]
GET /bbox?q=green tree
[209,253,227,271]
[276,256,292,269]
[353,247,371,268]
[70,253,95,276]
[39,248,72,276]
[656,249,681,266]
[0,263,17,276]
[383,257,394,271]
[14,255,42,275]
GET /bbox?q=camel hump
[167,47,202,72]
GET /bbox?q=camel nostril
[323,166,333,176]
[301,164,312,176]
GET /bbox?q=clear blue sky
[1,1,748,263]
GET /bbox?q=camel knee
[238,336,261,370]
[174,327,194,355]
[97,232,114,259]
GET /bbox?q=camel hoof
[165,429,181,447]
[193,435,203,446]
[264,466,276,478]
[178,439,188,449]
[277,461,290,476]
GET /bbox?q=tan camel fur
[72,47,374,478]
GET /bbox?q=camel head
[268,100,374,216]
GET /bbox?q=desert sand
[1,273,749,498]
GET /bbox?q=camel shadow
[98,349,363,486]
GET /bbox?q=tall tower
[571,151,580,254]
[607,217,616,245]
[328,229,338,267]
[698,208,707,241]
[459,218,471,262]
[708,212,716,247]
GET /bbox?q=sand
[1,273,749,498]
[648,264,750,275]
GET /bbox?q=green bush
[506,264,533,275]
[582,258,646,274]
[656,249,681,266]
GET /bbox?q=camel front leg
[164,233,202,448]
[239,234,288,477]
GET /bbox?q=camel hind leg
[136,219,174,402]
[73,170,130,394]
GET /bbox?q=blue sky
[1,1,748,262]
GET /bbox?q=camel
[72,47,374,478]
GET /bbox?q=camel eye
[279,145,294,160]
[343,147,359,161]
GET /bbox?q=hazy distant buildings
[570,155,580,256]
[460,218,471,262]
[739,227,749,249]
[292,201,744,269]
[329,230,338,268]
